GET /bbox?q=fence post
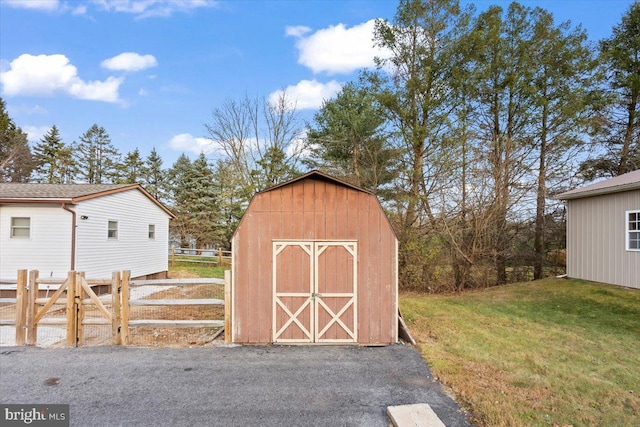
[218,249,223,267]
[26,270,39,345]
[66,271,77,347]
[76,272,85,346]
[120,270,131,345]
[14,270,27,345]
[112,271,122,345]
[224,269,231,343]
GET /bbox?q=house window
[11,217,30,238]
[108,221,118,239]
[148,224,155,239]
[627,210,640,251]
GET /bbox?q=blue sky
[0,0,636,166]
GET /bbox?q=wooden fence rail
[169,246,232,267]
[121,274,225,344]
[2,269,231,347]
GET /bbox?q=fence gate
[73,274,117,346]
[26,271,119,347]
[272,241,357,343]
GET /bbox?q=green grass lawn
[400,278,640,427]
[169,263,227,279]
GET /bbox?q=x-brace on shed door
[273,241,357,343]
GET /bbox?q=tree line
[1,0,638,292]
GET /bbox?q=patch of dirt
[168,270,202,279]
[129,283,224,347]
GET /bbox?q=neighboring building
[231,170,399,345]
[0,184,175,280]
[557,170,640,289]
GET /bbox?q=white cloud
[101,52,158,72]
[3,0,59,11]
[72,4,88,15]
[285,25,311,38]
[92,0,217,18]
[138,88,149,96]
[167,133,215,154]
[0,54,123,103]
[23,125,51,142]
[288,19,391,75]
[269,79,342,110]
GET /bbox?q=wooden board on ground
[387,403,446,427]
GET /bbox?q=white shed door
[273,241,357,343]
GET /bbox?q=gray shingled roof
[557,169,640,200]
[0,183,136,200]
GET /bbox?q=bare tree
[205,92,303,193]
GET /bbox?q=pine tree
[528,8,595,280]
[186,153,223,247]
[211,159,246,249]
[167,154,193,246]
[0,97,34,182]
[74,124,120,184]
[143,147,167,201]
[33,125,73,183]
[306,80,397,193]
[581,1,640,178]
[118,148,144,184]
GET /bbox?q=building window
[11,217,30,238]
[108,221,118,239]
[627,210,640,251]
[148,224,155,239]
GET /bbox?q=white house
[0,183,175,280]
[557,170,640,289]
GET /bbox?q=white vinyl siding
[10,217,30,238]
[627,210,640,251]
[566,190,640,289]
[75,189,170,278]
[0,205,72,280]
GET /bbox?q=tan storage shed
[231,170,398,345]
[557,169,640,289]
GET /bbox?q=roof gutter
[61,203,76,271]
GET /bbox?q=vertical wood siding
[232,176,398,344]
[75,189,171,278]
[0,204,72,279]
[567,190,640,288]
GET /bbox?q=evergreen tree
[185,153,223,247]
[167,154,193,245]
[528,8,595,279]
[33,125,74,183]
[118,148,144,184]
[372,0,470,289]
[306,80,397,193]
[211,159,246,249]
[143,147,167,201]
[74,124,120,184]
[581,1,640,178]
[464,3,539,285]
[0,97,34,182]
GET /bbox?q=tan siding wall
[232,178,398,344]
[567,190,640,288]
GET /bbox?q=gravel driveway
[0,344,472,426]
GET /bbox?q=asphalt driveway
[0,344,472,426]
